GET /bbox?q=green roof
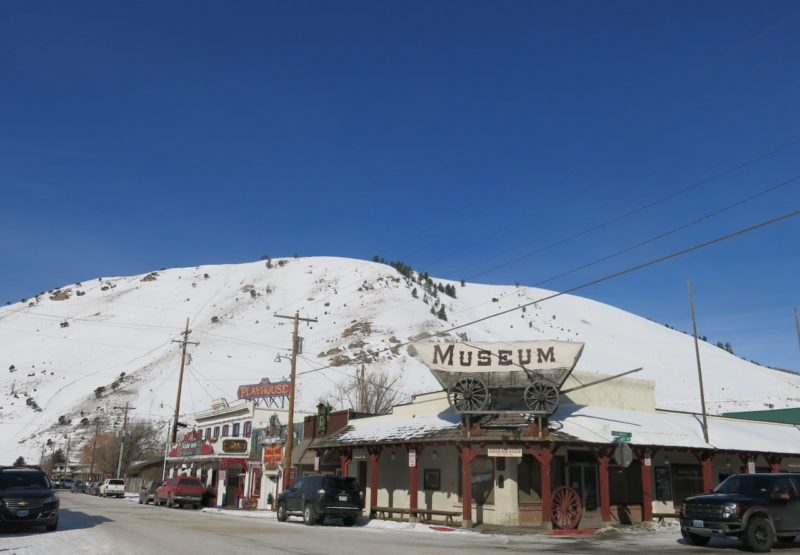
[722,407,800,425]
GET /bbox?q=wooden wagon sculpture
[412,341,585,416]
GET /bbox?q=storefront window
[458,456,495,505]
[671,464,704,504]
[517,455,542,503]
[252,469,262,497]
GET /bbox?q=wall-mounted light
[391,450,396,461]
[726,458,732,468]
[664,456,671,465]
[432,450,438,461]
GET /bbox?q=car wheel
[276,502,288,522]
[680,528,710,546]
[303,504,316,526]
[777,535,795,544]
[743,516,774,553]
[192,504,199,510]
[342,516,356,527]
[45,518,58,532]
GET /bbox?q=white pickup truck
[99,479,126,498]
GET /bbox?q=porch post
[409,445,423,518]
[640,453,653,522]
[597,451,611,523]
[527,445,554,528]
[701,453,713,493]
[340,450,352,477]
[369,448,381,515]
[460,445,479,528]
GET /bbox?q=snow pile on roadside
[596,519,681,538]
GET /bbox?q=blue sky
[1,1,798,370]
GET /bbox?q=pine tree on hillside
[437,306,447,321]
[13,456,26,467]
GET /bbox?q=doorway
[568,462,598,511]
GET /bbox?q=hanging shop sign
[237,378,290,408]
[222,439,248,454]
[412,340,584,416]
[487,448,523,458]
[408,449,417,468]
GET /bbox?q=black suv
[0,466,59,531]
[680,473,800,552]
[276,475,362,526]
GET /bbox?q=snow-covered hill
[2,256,798,463]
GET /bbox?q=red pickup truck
[154,477,205,509]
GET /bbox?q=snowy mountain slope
[1,256,798,463]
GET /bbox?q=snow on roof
[321,403,800,455]
[328,411,461,444]
[552,404,800,454]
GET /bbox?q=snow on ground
[1,256,798,463]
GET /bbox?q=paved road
[0,492,790,554]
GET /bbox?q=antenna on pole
[688,280,710,444]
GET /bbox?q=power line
[299,209,799,377]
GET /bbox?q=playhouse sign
[237,378,290,408]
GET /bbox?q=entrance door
[568,462,599,511]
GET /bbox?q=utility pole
[113,401,134,479]
[794,307,800,354]
[64,434,71,478]
[688,280,710,444]
[274,311,317,491]
[171,318,198,444]
[89,417,101,480]
[359,359,366,413]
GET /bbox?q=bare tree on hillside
[80,420,163,478]
[332,368,407,415]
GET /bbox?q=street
[0,492,793,554]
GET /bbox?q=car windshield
[714,475,773,496]
[324,477,357,491]
[0,471,50,490]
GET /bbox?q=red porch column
[460,445,479,528]
[701,454,713,493]
[528,446,554,527]
[340,449,352,477]
[409,446,422,516]
[597,452,611,522]
[369,448,381,513]
[640,454,653,522]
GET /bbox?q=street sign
[611,431,632,443]
[614,443,634,468]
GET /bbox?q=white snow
[1,256,798,463]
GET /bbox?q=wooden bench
[653,512,679,523]
[370,506,461,525]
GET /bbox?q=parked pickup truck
[99,479,126,498]
[154,477,204,509]
[680,473,800,553]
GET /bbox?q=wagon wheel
[523,379,560,415]
[551,486,582,529]
[448,377,490,412]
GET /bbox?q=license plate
[692,520,704,528]
[16,509,29,518]
[338,495,348,502]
